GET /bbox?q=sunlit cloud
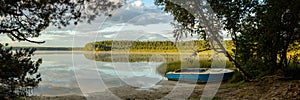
[131,0,144,7]
[2,0,175,47]
[98,23,126,33]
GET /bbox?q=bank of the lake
[27,78,300,100]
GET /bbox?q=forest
[84,40,234,52]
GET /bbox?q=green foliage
[285,52,300,79]
[0,0,122,43]
[228,80,245,88]
[155,0,300,79]
[285,65,300,80]
[227,71,245,83]
[213,0,300,78]
[155,0,207,40]
[0,43,42,99]
[84,40,220,52]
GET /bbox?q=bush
[285,64,300,79]
[0,43,42,99]
[242,58,273,79]
[227,70,244,83]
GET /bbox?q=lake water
[32,52,166,96]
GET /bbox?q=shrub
[0,43,42,99]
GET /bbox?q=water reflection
[33,52,166,96]
[33,54,80,96]
[84,52,182,62]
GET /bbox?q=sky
[1,0,231,47]
[0,0,182,47]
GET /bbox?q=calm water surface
[33,52,165,96]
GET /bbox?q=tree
[0,0,123,98]
[0,43,42,98]
[0,0,123,43]
[207,0,300,78]
[155,0,300,79]
[155,0,251,79]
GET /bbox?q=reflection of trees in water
[84,53,212,63]
[83,53,203,63]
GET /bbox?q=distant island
[83,40,234,52]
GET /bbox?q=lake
[32,51,168,96]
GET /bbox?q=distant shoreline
[33,50,207,55]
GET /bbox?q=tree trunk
[171,0,252,80]
[211,34,252,80]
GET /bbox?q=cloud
[97,22,174,35]
[126,13,172,25]
[102,33,117,39]
[98,29,174,41]
[98,23,125,33]
[3,0,177,47]
[131,0,144,7]
[107,2,172,26]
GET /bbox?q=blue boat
[166,68,234,82]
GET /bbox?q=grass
[227,80,246,88]
[227,70,244,83]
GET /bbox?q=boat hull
[166,69,234,82]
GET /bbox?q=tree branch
[0,5,22,16]
[0,29,45,44]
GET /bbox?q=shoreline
[28,80,204,100]
[34,50,211,55]
[27,79,300,100]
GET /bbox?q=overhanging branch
[1,29,45,44]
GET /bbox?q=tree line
[84,40,228,52]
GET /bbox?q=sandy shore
[27,80,208,100]
[26,78,300,100]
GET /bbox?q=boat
[166,68,234,82]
